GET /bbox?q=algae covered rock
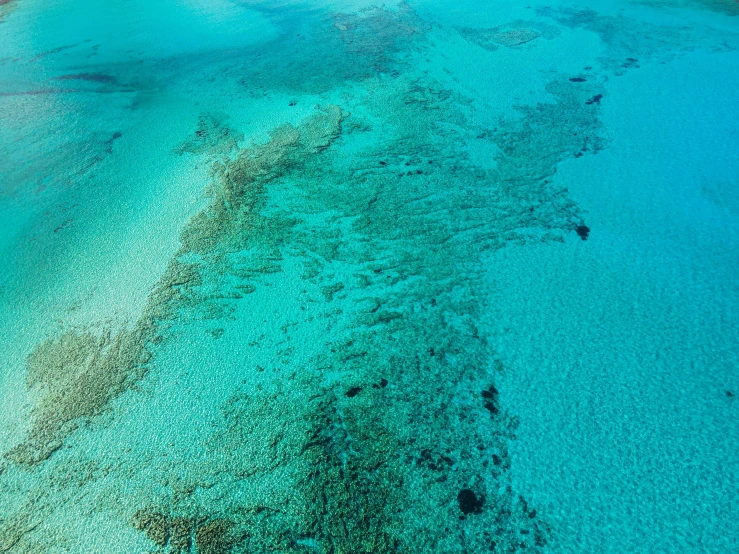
[132,510,169,547]
[195,519,243,554]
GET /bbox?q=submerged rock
[576,224,591,240]
[457,489,484,515]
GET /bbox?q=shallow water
[1,0,737,552]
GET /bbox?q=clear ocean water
[1,0,737,552]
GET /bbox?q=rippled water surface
[1,0,738,552]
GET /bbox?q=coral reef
[459,21,560,51]
[3,2,654,551]
[333,3,422,67]
[5,327,152,465]
[538,6,736,75]
[128,63,598,551]
[170,517,195,551]
[194,519,242,554]
[0,510,40,553]
[174,115,243,157]
[4,106,346,467]
[132,510,241,554]
[236,4,424,95]
[132,510,169,547]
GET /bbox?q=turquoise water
[1,0,737,552]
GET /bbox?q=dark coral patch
[372,378,389,389]
[457,489,484,515]
[575,224,590,240]
[482,384,500,416]
[481,384,498,399]
[621,57,640,69]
